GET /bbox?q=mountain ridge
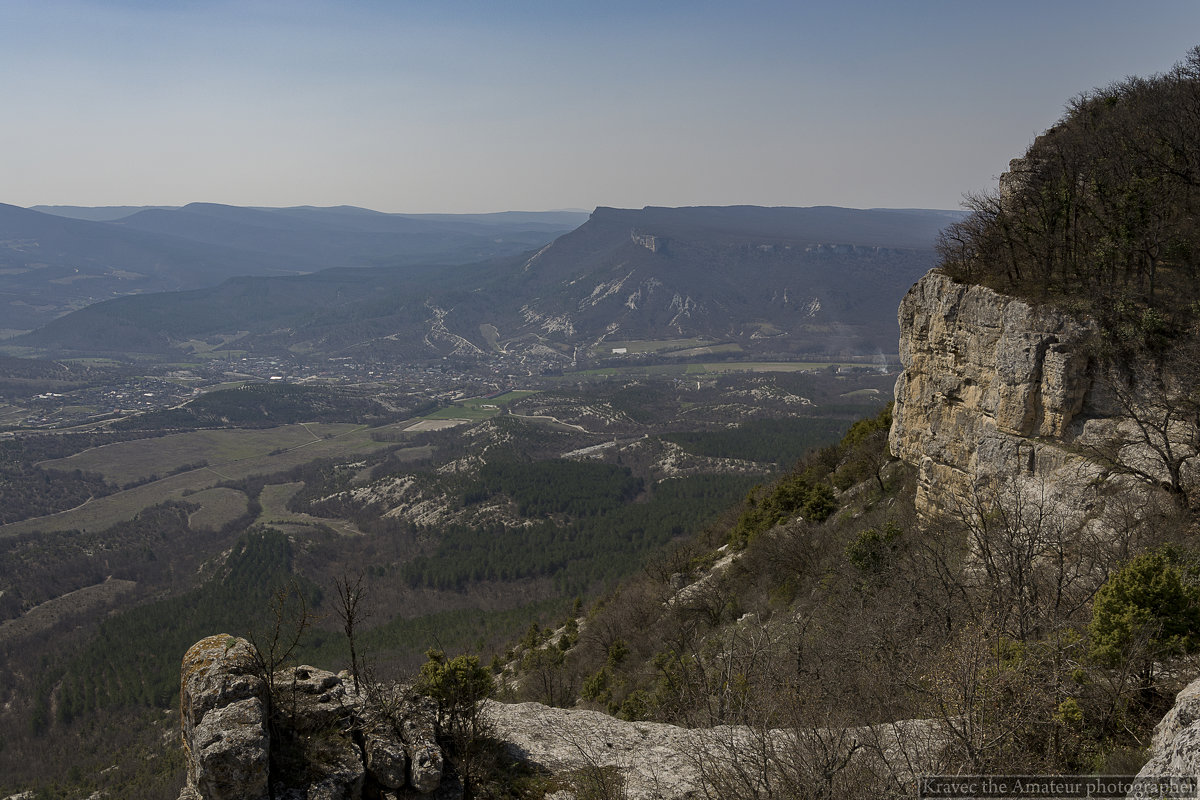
[0,204,589,332]
[12,204,954,362]
[458,204,953,362]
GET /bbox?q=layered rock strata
[890,270,1102,518]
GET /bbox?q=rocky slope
[464,205,948,361]
[489,701,946,800]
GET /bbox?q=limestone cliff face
[890,270,1100,517]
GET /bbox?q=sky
[2,1,1199,214]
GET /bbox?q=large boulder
[179,635,269,800]
[192,698,270,800]
[364,730,409,789]
[276,665,353,733]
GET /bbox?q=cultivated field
[563,361,862,378]
[257,481,363,536]
[4,423,431,537]
[698,361,861,373]
[38,422,363,485]
[423,390,538,421]
[405,418,472,432]
[0,579,137,643]
[184,487,249,531]
[588,338,715,356]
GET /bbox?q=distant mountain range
[12,205,960,362]
[0,203,589,331]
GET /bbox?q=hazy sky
[3,1,1199,213]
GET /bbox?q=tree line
[0,431,164,525]
[660,415,856,465]
[112,382,410,431]
[939,47,1200,348]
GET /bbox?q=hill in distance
[457,205,955,360]
[15,205,957,363]
[0,203,589,333]
[30,205,181,221]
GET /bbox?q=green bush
[416,649,495,731]
[1089,547,1200,683]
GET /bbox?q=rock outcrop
[890,270,1104,519]
[176,635,445,800]
[179,635,270,800]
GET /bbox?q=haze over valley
[0,202,589,332]
[4,2,1200,798]
[0,198,922,796]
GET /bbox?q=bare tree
[692,708,872,800]
[249,581,315,708]
[937,473,1118,647]
[1086,348,1200,511]
[333,572,367,693]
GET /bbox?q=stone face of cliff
[179,635,270,800]
[890,270,1101,517]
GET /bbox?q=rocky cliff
[1135,677,1200,783]
[891,266,1200,525]
[890,270,1109,519]
[888,268,1200,795]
